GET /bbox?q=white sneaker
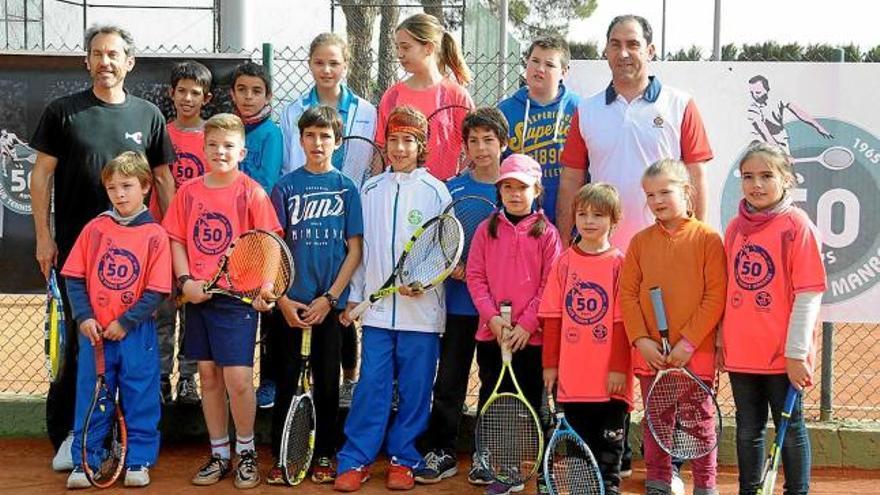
[52,432,75,472]
[124,466,151,487]
[66,467,90,489]
[671,469,685,495]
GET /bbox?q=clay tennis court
[2,438,877,494]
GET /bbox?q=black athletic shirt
[30,89,175,259]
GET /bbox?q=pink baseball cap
[496,154,542,186]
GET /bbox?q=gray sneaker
[52,431,74,472]
[414,449,457,484]
[176,376,201,405]
[234,449,260,489]
[66,466,90,489]
[339,378,356,408]
[467,452,493,485]
[124,465,151,487]
[191,454,231,486]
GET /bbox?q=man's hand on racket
[181,279,211,304]
[786,357,813,391]
[666,339,695,368]
[103,321,127,341]
[79,318,102,346]
[278,296,309,328]
[635,337,666,370]
[543,367,558,394]
[35,236,58,279]
[302,295,332,326]
[506,324,531,352]
[607,371,626,395]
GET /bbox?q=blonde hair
[738,142,795,189]
[101,151,152,187]
[572,182,622,226]
[204,113,245,141]
[643,158,693,210]
[309,32,350,63]
[397,13,473,85]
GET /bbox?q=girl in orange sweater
[619,159,727,495]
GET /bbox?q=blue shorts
[184,296,258,366]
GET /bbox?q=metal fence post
[262,42,273,89]
[818,46,846,423]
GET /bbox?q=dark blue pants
[729,372,811,495]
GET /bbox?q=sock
[210,436,231,460]
[236,434,255,455]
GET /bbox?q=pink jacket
[467,211,562,345]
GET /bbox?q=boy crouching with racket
[538,183,632,495]
[63,152,172,488]
[334,106,452,492]
[162,114,282,489]
[619,159,726,495]
[266,105,364,485]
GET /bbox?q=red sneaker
[333,466,370,492]
[386,463,415,490]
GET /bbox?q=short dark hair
[298,105,343,142]
[85,24,135,56]
[748,75,770,90]
[231,61,271,94]
[525,35,571,67]
[606,15,653,45]
[170,60,213,95]
[462,107,509,143]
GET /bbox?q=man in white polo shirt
[556,14,713,250]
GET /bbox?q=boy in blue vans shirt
[497,35,579,225]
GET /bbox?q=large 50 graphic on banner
[567,61,880,322]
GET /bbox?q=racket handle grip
[500,300,512,362]
[301,326,312,356]
[349,300,371,320]
[649,287,669,339]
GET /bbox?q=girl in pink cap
[466,153,562,495]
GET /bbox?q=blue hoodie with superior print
[497,84,579,224]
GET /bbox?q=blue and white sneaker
[484,480,525,495]
[256,380,276,409]
[124,465,151,487]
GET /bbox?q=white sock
[236,435,255,455]
[210,436,231,460]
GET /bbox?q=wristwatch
[177,274,194,288]
[321,291,339,307]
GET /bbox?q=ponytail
[440,31,472,85]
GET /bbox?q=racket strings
[284,396,315,478]
[647,371,719,459]
[823,147,853,168]
[84,392,125,486]
[476,395,541,484]
[226,234,291,298]
[449,198,495,260]
[546,433,603,494]
[399,218,462,286]
[427,105,471,175]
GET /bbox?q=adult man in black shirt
[29,24,176,470]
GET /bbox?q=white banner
[567,61,880,323]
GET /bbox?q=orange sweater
[619,217,727,378]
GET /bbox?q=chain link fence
[1,8,879,425]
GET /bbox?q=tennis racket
[756,385,800,495]
[475,301,543,485]
[443,195,496,262]
[792,145,854,171]
[82,339,127,488]
[44,267,67,383]
[337,135,386,185]
[280,326,316,485]
[348,213,463,320]
[645,286,722,460]
[544,399,604,495]
[178,229,293,306]
[426,104,473,179]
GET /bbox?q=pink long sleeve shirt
[466,211,562,345]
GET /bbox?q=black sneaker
[234,449,260,489]
[160,375,172,404]
[414,449,457,484]
[191,454,231,486]
[176,376,201,405]
[467,451,493,485]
